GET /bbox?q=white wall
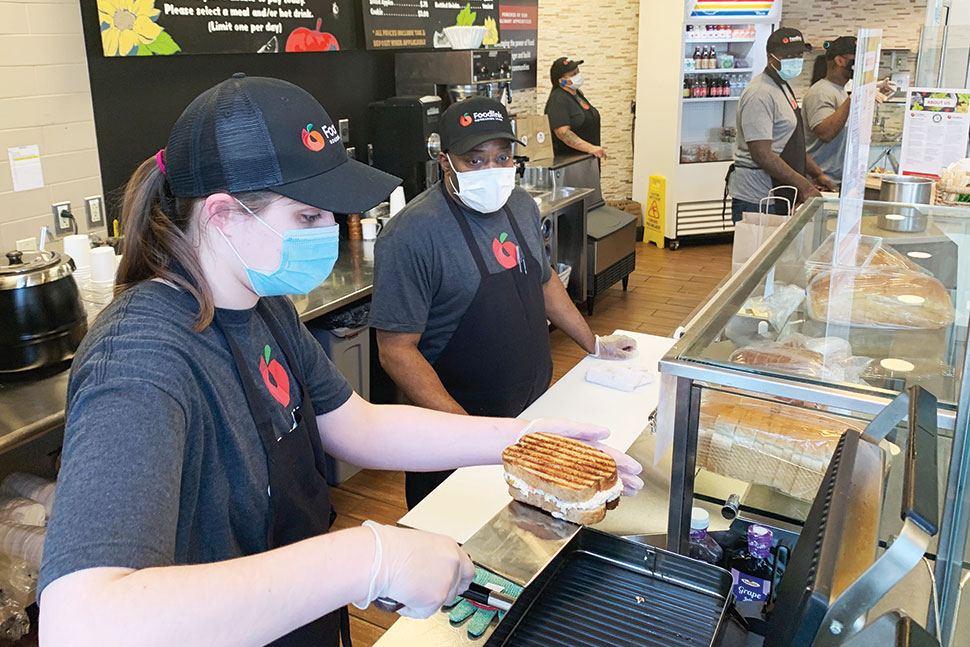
[0,0,104,251]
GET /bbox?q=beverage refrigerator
[633,0,782,249]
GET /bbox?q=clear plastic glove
[874,79,898,104]
[593,334,638,360]
[355,521,475,619]
[516,419,644,496]
[442,567,523,637]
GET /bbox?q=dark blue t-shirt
[39,281,352,597]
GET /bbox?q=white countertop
[397,331,676,544]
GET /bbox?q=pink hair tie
[155,149,167,175]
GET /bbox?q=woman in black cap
[37,75,642,646]
[544,57,606,159]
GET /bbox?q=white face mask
[447,154,516,213]
[569,72,584,89]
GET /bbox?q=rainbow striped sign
[690,0,776,17]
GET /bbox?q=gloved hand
[355,521,475,619]
[442,567,523,637]
[516,419,644,496]
[593,334,638,360]
[875,78,898,104]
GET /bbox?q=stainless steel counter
[0,239,375,455]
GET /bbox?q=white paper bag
[731,211,790,274]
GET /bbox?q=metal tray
[485,527,733,647]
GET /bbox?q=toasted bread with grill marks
[502,433,618,504]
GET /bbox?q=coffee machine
[369,95,443,201]
[394,49,513,109]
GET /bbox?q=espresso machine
[369,95,443,201]
[394,49,513,109]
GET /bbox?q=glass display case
[659,196,970,639]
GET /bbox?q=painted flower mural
[98,0,180,56]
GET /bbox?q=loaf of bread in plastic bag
[697,391,864,501]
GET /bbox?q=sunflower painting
[98,0,180,56]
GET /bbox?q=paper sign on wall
[899,88,970,178]
[7,145,44,193]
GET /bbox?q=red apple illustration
[259,344,291,407]
[285,18,339,52]
[302,124,325,151]
[492,232,518,269]
[460,113,473,127]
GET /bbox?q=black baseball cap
[766,27,812,57]
[824,36,857,59]
[439,97,523,155]
[550,56,583,86]
[165,73,401,214]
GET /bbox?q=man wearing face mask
[371,97,636,508]
[728,27,838,221]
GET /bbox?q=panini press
[484,386,941,647]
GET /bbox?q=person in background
[544,57,607,159]
[728,27,838,222]
[371,97,636,509]
[38,76,643,647]
[803,37,856,187]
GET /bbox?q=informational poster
[688,0,778,18]
[899,88,970,178]
[497,0,537,90]
[7,145,44,193]
[834,28,882,264]
[361,1,499,50]
[97,0,359,57]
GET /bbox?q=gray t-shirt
[39,282,352,597]
[370,182,553,365]
[731,72,800,203]
[804,78,849,181]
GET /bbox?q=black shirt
[544,87,601,155]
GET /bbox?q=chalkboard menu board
[97,0,360,56]
[361,1,499,49]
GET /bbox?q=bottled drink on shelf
[688,508,723,565]
[693,46,701,66]
[683,77,691,99]
[729,524,775,619]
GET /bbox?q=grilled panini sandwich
[502,432,622,525]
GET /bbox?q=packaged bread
[805,233,926,283]
[730,335,867,383]
[807,267,955,329]
[697,392,864,501]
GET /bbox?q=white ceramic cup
[62,234,91,269]
[361,217,382,240]
[89,246,117,284]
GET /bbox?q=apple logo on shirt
[492,232,518,269]
[260,344,291,407]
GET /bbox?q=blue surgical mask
[218,199,339,297]
[773,55,804,81]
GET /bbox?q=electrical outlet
[84,195,105,228]
[51,201,73,234]
[15,237,37,251]
[338,118,350,144]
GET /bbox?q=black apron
[724,66,808,217]
[404,185,554,509]
[216,301,351,647]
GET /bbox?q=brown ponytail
[115,155,276,331]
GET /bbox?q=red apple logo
[259,344,291,407]
[492,232,518,269]
[286,18,340,52]
[302,124,326,151]
[459,113,473,127]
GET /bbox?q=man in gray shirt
[804,36,856,184]
[730,27,837,221]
